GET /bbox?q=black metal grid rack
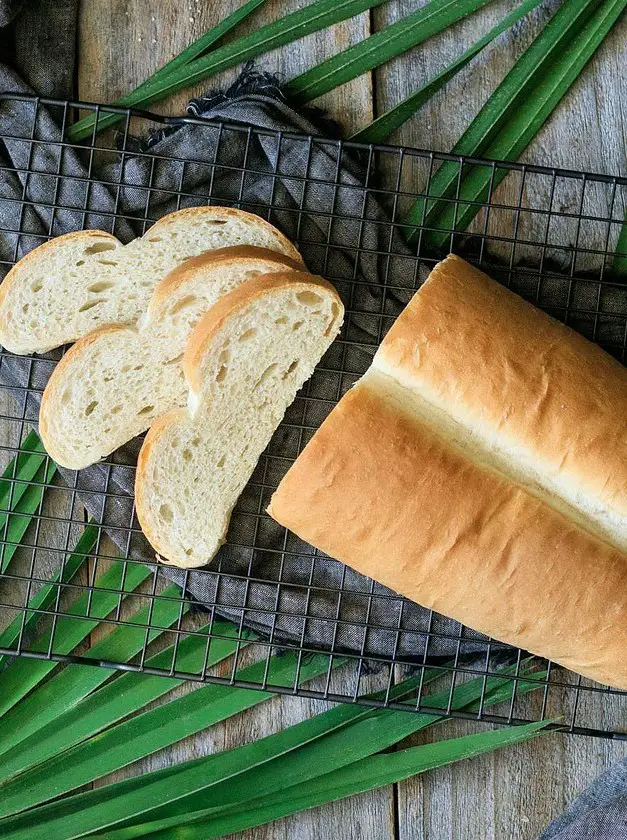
[0,94,625,740]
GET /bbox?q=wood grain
[72,2,627,838]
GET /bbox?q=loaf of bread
[136,271,344,568]
[39,246,302,469]
[0,207,301,354]
[268,255,627,689]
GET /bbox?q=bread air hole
[159,503,173,524]
[169,295,197,316]
[111,405,122,415]
[83,242,117,256]
[207,220,227,226]
[85,400,98,416]
[216,455,226,468]
[243,270,262,282]
[216,365,228,383]
[324,303,341,336]
[256,363,278,388]
[292,320,303,331]
[238,327,257,342]
[282,360,298,379]
[165,353,184,366]
[275,316,288,325]
[183,448,192,461]
[137,405,154,416]
[30,282,42,293]
[87,280,115,293]
[148,236,162,243]
[78,299,105,313]
[97,260,119,267]
[296,290,323,307]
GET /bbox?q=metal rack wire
[0,94,625,740]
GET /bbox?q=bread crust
[149,246,304,317]
[268,376,627,689]
[148,206,302,263]
[268,254,627,688]
[183,271,342,395]
[136,271,344,566]
[375,254,627,520]
[0,230,120,344]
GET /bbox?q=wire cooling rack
[0,94,626,740]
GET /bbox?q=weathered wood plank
[78,0,373,133]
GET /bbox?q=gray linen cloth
[0,22,486,662]
[1,4,626,837]
[0,79,486,661]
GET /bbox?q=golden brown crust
[376,254,627,517]
[149,206,302,263]
[150,246,304,316]
[39,250,312,468]
[268,378,627,689]
[183,271,342,394]
[134,406,187,559]
[0,230,119,316]
[39,323,135,465]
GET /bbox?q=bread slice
[0,207,301,354]
[135,271,344,568]
[39,247,303,470]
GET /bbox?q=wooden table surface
[76,2,627,838]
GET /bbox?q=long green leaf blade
[285,0,496,105]
[0,584,186,759]
[0,620,251,785]
[0,431,46,511]
[149,722,550,840]
[0,524,98,670]
[67,0,266,142]
[402,0,602,242]
[350,0,544,144]
[0,560,150,718]
[613,221,627,274]
[415,0,627,249]
[0,651,345,819]
[68,0,388,141]
[0,664,541,835]
[98,665,546,837]
[0,430,56,571]
[0,458,57,572]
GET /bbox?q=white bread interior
[135,271,344,569]
[39,247,302,469]
[0,207,301,354]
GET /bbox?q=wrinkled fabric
[540,762,627,839]
[0,69,490,661]
[0,6,483,660]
